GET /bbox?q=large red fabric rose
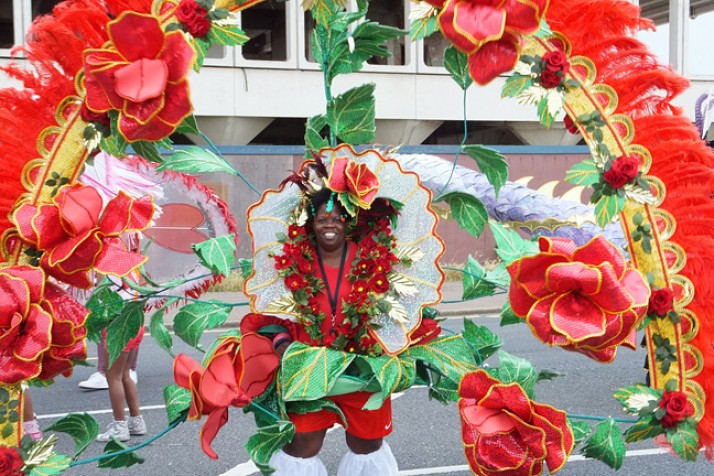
[425,0,549,85]
[459,370,573,476]
[12,184,153,289]
[0,266,87,384]
[327,155,380,209]
[658,390,694,428]
[507,236,650,362]
[83,11,196,142]
[174,332,280,458]
[0,446,23,476]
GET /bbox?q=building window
[241,1,287,61]
[0,2,15,49]
[31,0,61,18]
[422,33,450,67]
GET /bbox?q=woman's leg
[122,349,140,417]
[106,351,130,421]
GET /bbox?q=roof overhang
[640,0,714,25]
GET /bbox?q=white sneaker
[79,372,108,390]
[97,420,130,442]
[127,415,146,435]
[129,369,138,384]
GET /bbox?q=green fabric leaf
[362,354,416,404]
[193,234,237,277]
[581,418,626,470]
[239,258,254,279]
[442,192,488,238]
[613,384,661,413]
[595,193,625,227]
[462,319,502,364]
[565,159,600,186]
[537,96,555,128]
[191,37,210,71]
[163,384,191,424]
[131,140,163,164]
[245,421,295,474]
[409,14,438,41]
[568,419,592,445]
[667,421,699,461]
[325,83,376,144]
[106,300,145,367]
[149,298,178,356]
[497,350,537,399]
[489,221,538,266]
[28,454,71,476]
[501,74,532,98]
[44,413,99,457]
[207,23,249,46]
[305,114,329,156]
[500,302,521,326]
[463,145,509,198]
[427,375,460,404]
[176,115,201,135]
[404,335,478,384]
[97,439,145,468]
[100,133,127,158]
[84,285,123,343]
[462,255,496,300]
[173,302,231,348]
[310,0,345,28]
[158,146,236,175]
[624,417,662,443]
[443,46,472,90]
[280,343,356,401]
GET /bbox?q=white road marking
[36,404,167,420]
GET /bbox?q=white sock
[268,450,328,476]
[337,441,399,476]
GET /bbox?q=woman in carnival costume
[235,144,448,474]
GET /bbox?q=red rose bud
[542,50,570,74]
[649,288,674,316]
[177,0,211,37]
[539,70,562,89]
[563,115,579,134]
[658,390,694,428]
[603,154,640,188]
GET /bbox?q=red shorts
[288,392,392,439]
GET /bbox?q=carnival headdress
[245,145,446,355]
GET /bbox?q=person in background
[22,392,42,441]
[79,337,138,390]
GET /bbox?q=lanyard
[316,244,348,322]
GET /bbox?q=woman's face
[313,201,346,252]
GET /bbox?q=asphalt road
[31,315,713,475]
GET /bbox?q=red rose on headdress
[603,154,640,189]
[274,254,294,270]
[12,184,152,289]
[176,0,212,37]
[0,446,23,476]
[369,274,390,294]
[83,11,195,142]
[327,156,380,209]
[459,370,573,476]
[0,266,87,384]
[424,0,548,85]
[286,273,308,292]
[658,390,694,428]
[648,288,674,316]
[507,236,650,362]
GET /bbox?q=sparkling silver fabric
[244,147,445,355]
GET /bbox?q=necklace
[316,243,348,333]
